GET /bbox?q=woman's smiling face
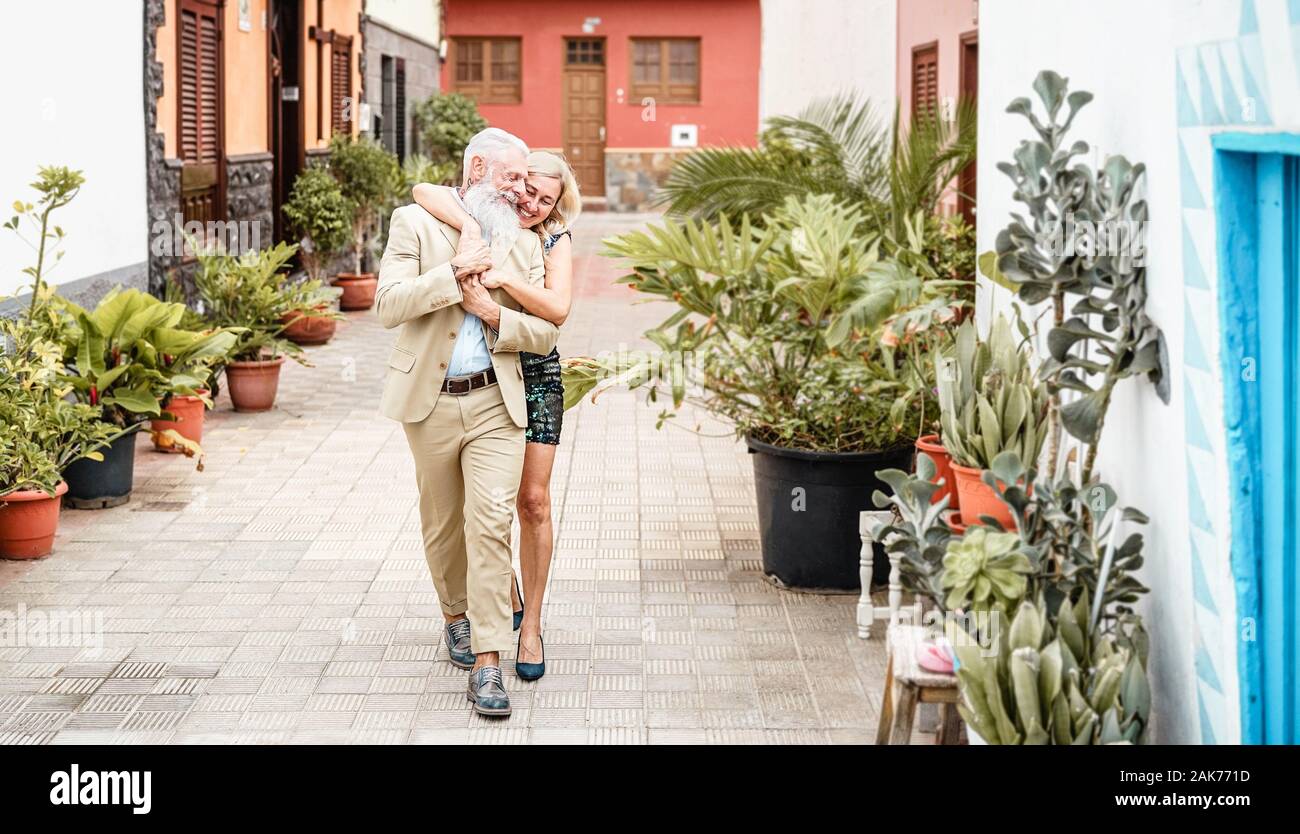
[514,175,563,229]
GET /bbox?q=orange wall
[304,0,364,149]
[442,0,761,150]
[156,0,362,160]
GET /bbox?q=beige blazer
[376,204,560,427]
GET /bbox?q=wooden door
[958,32,978,226]
[911,42,938,120]
[269,0,302,243]
[563,38,606,197]
[178,0,225,232]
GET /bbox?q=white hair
[462,127,529,184]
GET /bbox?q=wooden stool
[875,624,963,745]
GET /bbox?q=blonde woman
[412,151,580,681]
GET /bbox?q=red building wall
[442,0,761,208]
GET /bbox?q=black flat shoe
[516,632,545,681]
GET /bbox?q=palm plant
[657,93,977,246]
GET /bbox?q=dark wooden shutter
[178,0,224,230]
[912,43,939,119]
[331,35,353,135]
[395,57,406,161]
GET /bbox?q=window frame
[450,36,523,104]
[628,37,700,104]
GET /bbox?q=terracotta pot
[280,309,337,345]
[151,392,206,452]
[915,434,958,510]
[0,481,68,560]
[226,356,285,412]
[334,272,377,311]
[951,462,1026,529]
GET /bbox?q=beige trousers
[402,383,523,654]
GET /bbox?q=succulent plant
[937,315,1050,470]
[941,527,1035,614]
[949,595,1150,744]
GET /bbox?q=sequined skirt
[521,348,564,445]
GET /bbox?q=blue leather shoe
[466,665,511,717]
[512,573,524,632]
[516,632,545,681]
[444,619,475,669]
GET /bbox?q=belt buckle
[445,376,471,396]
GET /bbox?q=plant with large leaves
[49,288,239,428]
[989,70,1168,483]
[601,194,966,453]
[193,241,312,364]
[658,93,976,247]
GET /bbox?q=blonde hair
[527,151,582,237]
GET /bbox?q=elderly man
[376,127,559,717]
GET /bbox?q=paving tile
[0,213,892,745]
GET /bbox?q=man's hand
[459,275,501,330]
[451,230,491,278]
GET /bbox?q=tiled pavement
[0,212,892,745]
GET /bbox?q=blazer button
[439,362,447,369]
[449,332,456,339]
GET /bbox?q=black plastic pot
[747,435,913,593]
[63,429,138,509]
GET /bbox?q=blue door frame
[1213,132,1300,744]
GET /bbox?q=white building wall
[366,0,440,44]
[759,0,897,122]
[978,0,1300,744]
[0,1,148,300]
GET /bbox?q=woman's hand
[477,269,507,290]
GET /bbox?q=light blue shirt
[446,190,494,376]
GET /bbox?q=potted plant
[602,195,967,591]
[936,315,1050,528]
[0,165,122,554]
[282,166,355,305]
[279,281,342,346]
[411,92,487,174]
[50,288,220,506]
[326,134,399,310]
[193,241,311,412]
[148,319,242,453]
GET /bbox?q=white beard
[462,178,521,262]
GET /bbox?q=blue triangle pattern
[1185,387,1211,452]
[1218,50,1246,124]
[1183,220,1209,287]
[1185,300,1211,371]
[1241,0,1259,35]
[1198,51,1225,125]
[1176,63,1200,127]
[1199,697,1218,744]
[1196,644,1224,693]
[1179,138,1206,209]
[1186,451,1213,532]
[1239,38,1274,124]
[1189,533,1218,613]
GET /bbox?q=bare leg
[516,442,558,664]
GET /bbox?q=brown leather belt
[441,367,497,395]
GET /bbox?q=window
[629,38,699,103]
[566,38,604,66]
[380,55,406,161]
[911,42,939,119]
[331,35,353,135]
[451,37,521,104]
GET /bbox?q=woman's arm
[486,233,573,327]
[411,183,481,236]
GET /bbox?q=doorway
[958,31,978,227]
[269,0,304,243]
[1214,133,1300,744]
[562,37,606,197]
[178,0,226,234]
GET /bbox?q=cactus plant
[938,314,1050,470]
[949,596,1150,744]
[941,527,1035,614]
